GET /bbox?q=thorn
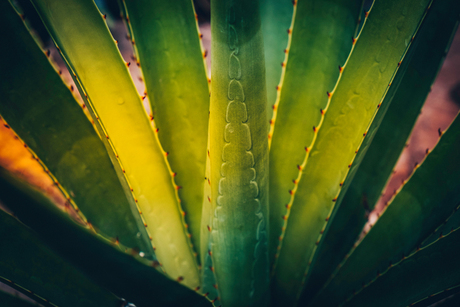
[281,62,285,67]
[352,37,357,44]
[313,126,317,132]
[20,14,25,21]
[289,190,294,195]
[377,103,381,108]
[46,50,51,57]
[327,91,331,98]
[438,128,443,136]
[207,225,211,232]
[126,62,131,67]
[332,198,337,202]
[3,124,9,129]
[199,34,203,39]
[398,61,402,67]
[348,164,352,168]
[165,152,169,157]
[103,14,107,20]
[338,65,343,73]
[115,40,118,44]
[365,11,369,18]
[182,211,186,216]
[282,215,287,220]
[203,50,208,58]
[292,0,297,5]
[287,29,292,34]
[325,216,329,221]
[284,49,288,53]
[58,70,62,75]
[305,147,309,152]
[272,104,277,110]
[363,132,367,137]
[320,108,325,115]
[70,85,74,92]
[176,185,181,190]
[155,128,159,133]
[285,204,291,209]
[195,286,201,292]
[297,165,302,170]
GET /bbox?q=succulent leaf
[301,0,460,300]
[0,0,153,258]
[267,0,362,303]
[308,110,460,306]
[122,0,210,255]
[30,0,200,288]
[0,175,121,307]
[260,0,293,121]
[0,169,211,307]
[208,0,269,305]
[342,227,460,307]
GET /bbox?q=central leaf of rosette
[205,0,269,306]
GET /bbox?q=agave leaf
[260,0,293,120]
[0,180,121,307]
[267,0,361,302]
[271,0,433,304]
[0,0,153,258]
[421,202,460,248]
[0,169,211,307]
[307,110,460,306]
[122,0,210,254]
[30,0,200,288]
[410,286,460,307]
[200,129,220,305]
[342,227,460,307]
[208,0,269,305]
[301,0,460,300]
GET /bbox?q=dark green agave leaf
[308,110,460,306]
[0,168,210,307]
[302,0,460,301]
[0,0,152,257]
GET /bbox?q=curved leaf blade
[209,0,269,305]
[0,0,153,257]
[30,0,200,288]
[301,0,460,300]
[122,0,210,254]
[0,169,210,307]
[308,111,460,307]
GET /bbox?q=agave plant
[0,0,460,306]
